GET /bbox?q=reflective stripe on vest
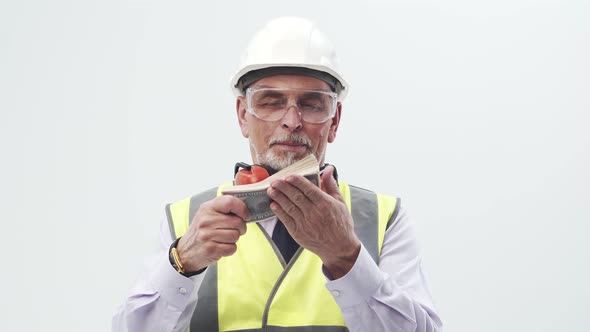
[165,181,399,332]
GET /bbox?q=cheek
[309,127,330,149]
[249,122,273,145]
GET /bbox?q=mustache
[269,134,312,148]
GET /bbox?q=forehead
[250,74,332,91]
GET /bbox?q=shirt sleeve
[112,218,205,332]
[324,204,443,332]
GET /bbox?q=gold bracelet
[171,247,185,273]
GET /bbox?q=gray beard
[252,133,313,170]
[256,150,306,171]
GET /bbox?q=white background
[1,0,589,331]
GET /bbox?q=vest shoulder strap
[347,184,399,263]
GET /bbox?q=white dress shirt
[112,203,442,332]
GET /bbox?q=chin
[258,151,309,170]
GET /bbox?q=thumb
[321,166,343,201]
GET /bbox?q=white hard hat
[230,16,349,101]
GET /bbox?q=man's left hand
[267,165,361,279]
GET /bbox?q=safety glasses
[245,87,337,124]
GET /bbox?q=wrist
[168,237,206,277]
[321,241,361,280]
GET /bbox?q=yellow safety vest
[166,181,399,332]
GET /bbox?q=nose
[281,105,303,131]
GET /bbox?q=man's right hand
[176,195,249,273]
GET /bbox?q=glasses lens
[249,89,335,123]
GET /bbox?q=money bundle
[222,154,320,222]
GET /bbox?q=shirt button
[331,290,341,297]
[179,287,187,294]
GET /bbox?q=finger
[269,201,296,232]
[211,195,250,221]
[199,241,237,259]
[271,177,312,208]
[284,174,325,203]
[213,215,247,236]
[212,242,238,257]
[236,219,247,235]
[321,166,344,202]
[267,184,305,221]
[210,229,242,244]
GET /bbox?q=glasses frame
[245,87,338,124]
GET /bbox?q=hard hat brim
[230,64,348,102]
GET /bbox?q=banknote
[229,189,275,222]
[227,173,320,222]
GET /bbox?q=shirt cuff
[324,245,386,308]
[148,251,207,310]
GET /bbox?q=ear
[236,97,249,138]
[327,102,342,143]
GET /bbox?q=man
[113,16,442,332]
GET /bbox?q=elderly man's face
[237,74,342,170]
